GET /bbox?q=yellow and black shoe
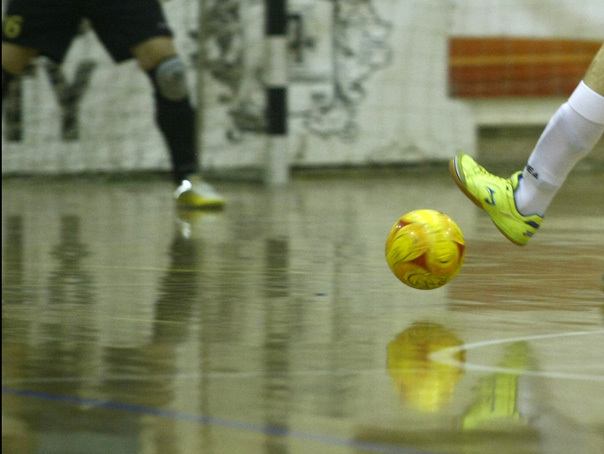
[450,152,542,246]
[174,175,225,210]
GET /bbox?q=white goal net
[2,0,603,177]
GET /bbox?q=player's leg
[131,37,197,180]
[2,42,38,100]
[450,44,604,246]
[513,44,604,217]
[133,37,225,209]
[3,0,81,104]
[89,0,224,209]
[583,44,604,95]
[134,37,225,209]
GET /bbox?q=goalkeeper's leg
[2,42,39,101]
[132,37,224,209]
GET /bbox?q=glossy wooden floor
[2,165,604,454]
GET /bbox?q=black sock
[146,65,198,184]
[3,68,16,105]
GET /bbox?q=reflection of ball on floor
[387,322,465,413]
[385,209,465,290]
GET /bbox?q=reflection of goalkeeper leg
[460,342,530,430]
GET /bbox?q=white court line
[429,330,604,382]
[4,331,604,385]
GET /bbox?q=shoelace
[474,163,517,192]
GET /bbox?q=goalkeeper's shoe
[449,152,542,246]
[174,175,225,209]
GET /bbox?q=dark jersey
[2,0,173,62]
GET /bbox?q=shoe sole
[177,201,225,211]
[449,156,526,246]
[449,156,483,210]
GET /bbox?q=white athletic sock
[515,81,604,216]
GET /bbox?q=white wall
[451,0,604,40]
[2,0,602,176]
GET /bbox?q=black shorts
[2,0,174,63]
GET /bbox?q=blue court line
[2,387,431,454]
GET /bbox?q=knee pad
[153,56,189,101]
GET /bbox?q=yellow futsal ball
[385,209,465,290]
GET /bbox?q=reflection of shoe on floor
[175,209,207,240]
[174,175,225,209]
[449,152,542,246]
[460,342,530,430]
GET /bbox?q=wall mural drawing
[297,0,392,141]
[202,0,266,142]
[201,0,392,143]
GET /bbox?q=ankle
[514,171,557,217]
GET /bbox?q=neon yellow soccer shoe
[174,175,225,209]
[449,152,542,246]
